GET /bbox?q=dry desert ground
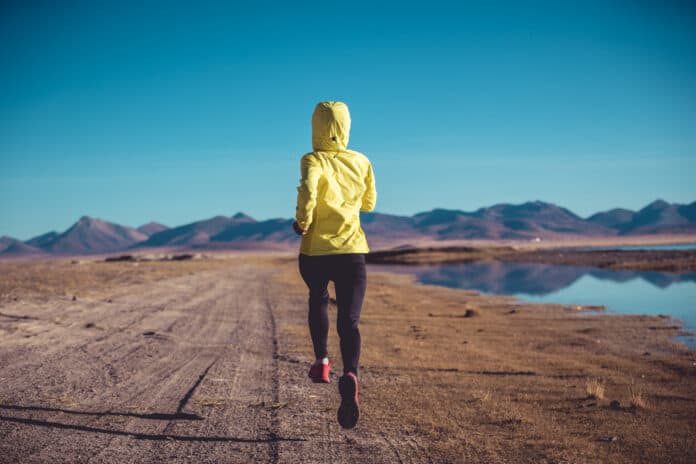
[0,253,695,463]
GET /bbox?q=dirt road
[2,256,695,463]
[0,260,414,463]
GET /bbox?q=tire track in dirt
[0,264,291,463]
[0,277,194,382]
[0,283,214,412]
[7,343,208,462]
[85,266,276,463]
[264,287,281,464]
[2,274,221,382]
[87,264,298,463]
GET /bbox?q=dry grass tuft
[473,389,492,402]
[629,385,649,409]
[585,378,605,400]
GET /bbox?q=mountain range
[2,199,695,257]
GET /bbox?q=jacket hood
[312,101,351,151]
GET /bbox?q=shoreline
[366,261,696,348]
[366,246,696,273]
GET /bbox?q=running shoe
[338,372,359,429]
[308,360,330,383]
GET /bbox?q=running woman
[293,101,377,429]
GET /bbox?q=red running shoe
[308,360,330,383]
[338,372,359,429]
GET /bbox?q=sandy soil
[1,255,695,463]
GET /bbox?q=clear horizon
[2,1,695,240]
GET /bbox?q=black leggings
[298,253,367,375]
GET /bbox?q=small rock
[643,352,651,356]
[142,331,156,336]
[609,400,621,410]
[72,295,77,301]
[85,323,95,329]
[598,436,618,443]
[507,309,518,314]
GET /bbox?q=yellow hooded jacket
[295,102,377,255]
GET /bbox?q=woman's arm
[360,162,377,212]
[295,154,321,231]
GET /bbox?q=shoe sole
[337,375,359,429]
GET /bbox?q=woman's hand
[292,221,307,236]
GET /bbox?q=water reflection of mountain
[374,262,696,296]
[589,269,696,289]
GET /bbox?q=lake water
[370,261,696,347]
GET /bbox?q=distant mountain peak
[138,221,166,228]
[75,216,104,227]
[40,216,147,254]
[643,199,670,210]
[137,222,169,237]
[0,236,44,256]
[232,212,256,222]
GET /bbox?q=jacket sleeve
[360,162,377,212]
[295,154,321,230]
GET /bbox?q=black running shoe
[338,372,359,429]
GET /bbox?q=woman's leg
[334,254,367,375]
[298,254,330,360]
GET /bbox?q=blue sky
[1,1,695,239]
